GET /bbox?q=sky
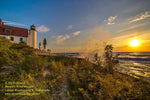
[0,0,150,52]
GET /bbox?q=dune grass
[0,36,150,100]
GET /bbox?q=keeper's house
[0,19,37,48]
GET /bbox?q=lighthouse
[27,25,37,48]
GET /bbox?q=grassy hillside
[0,36,150,100]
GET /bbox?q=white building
[28,25,37,48]
[0,19,37,48]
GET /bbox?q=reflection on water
[118,60,150,80]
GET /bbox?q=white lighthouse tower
[27,25,37,48]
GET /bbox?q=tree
[43,38,47,50]
[94,53,101,68]
[104,44,114,74]
[39,42,41,49]
[94,53,98,62]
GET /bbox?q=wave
[129,55,150,57]
[116,57,150,61]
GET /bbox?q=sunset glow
[130,40,140,47]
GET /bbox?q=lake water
[55,52,150,80]
[115,52,150,80]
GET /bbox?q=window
[10,37,14,41]
[5,29,11,34]
[20,38,23,42]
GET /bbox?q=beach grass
[0,36,150,100]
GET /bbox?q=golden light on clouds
[112,31,150,52]
[130,40,140,47]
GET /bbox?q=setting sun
[130,40,140,47]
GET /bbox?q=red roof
[0,25,28,37]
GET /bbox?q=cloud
[112,33,139,42]
[53,34,70,44]
[104,16,117,25]
[117,23,146,33]
[3,20,26,26]
[129,10,150,23]
[66,25,73,30]
[52,30,80,44]
[37,25,50,32]
[73,31,80,36]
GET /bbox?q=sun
[130,40,140,47]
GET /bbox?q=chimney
[0,19,2,26]
[2,22,4,26]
